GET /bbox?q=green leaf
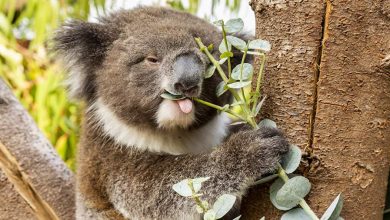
[231,63,253,81]
[281,208,312,220]
[270,178,291,211]
[172,179,192,197]
[213,19,224,26]
[207,44,214,52]
[254,95,267,116]
[258,119,277,128]
[275,176,311,208]
[281,145,302,174]
[320,194,343,220]
[213,194,237,219]
[205,66,216,78]
[226,35,247,50]
[224,18,244,33]
[216,81,227,97]
[219,58,228,64]
[204,209,216,220]
[161,92,185,100]
[172,177,209,197]
[220,51,234,59]
[248,39,271,52]
[219,39,232,53]
[227,81,252,89]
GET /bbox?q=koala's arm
[112,127,289,218]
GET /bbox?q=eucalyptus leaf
[246,51,264,56]
[213,194,237,219]
[161,92,185,100]
[248,39,271,52]
[281,208,312,220]
[224,18,244,33]
[227,81,252,89]
[219,58,228,64]
[231,63,253,81]
[258,119,277,128]
[220,51,234,59]
[207,44,214,52]
[226,35,247,51]
[216,81,227,97]
[232,216,241,220]
[192,177,211,193]
[205,66,216,78]
[196,201,210,214]
[254,95,267,116]
[204,209,216,220]
[219,39,232,53]
[275,176,311,208]
[320,194,343,220]
[172,179,192,197]
[270,178,291,211]
[281,145,302,174]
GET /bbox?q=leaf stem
[188,179,208,213]
[195,37,253,121]
[221,24,232,78]
[193,98,246,122]
[251,53,266,113]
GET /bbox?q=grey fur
[54,6,289,220]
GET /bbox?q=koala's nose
[172,53,204,97]
[174,80,200,97]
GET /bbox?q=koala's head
[55,7,251,153]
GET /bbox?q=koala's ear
[230,33,254,67]
[53,20,118,100]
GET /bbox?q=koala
[54,6,289,220]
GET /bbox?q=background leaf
[270,178,291,211]
[227,81,252,89]
[172,179,193,197]
[258,119,277,128]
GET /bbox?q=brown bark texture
[242,0,390,219]
[0,79,75,219]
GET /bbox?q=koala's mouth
[160,91,193,114]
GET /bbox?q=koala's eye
[145,56,159,64]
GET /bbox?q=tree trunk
[242,0,390,219]
[0,79,75,219]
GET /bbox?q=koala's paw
[241,127,290,177]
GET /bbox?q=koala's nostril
[174,82,185,92]
[173,81,200,97]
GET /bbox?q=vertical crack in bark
[0,141,60,220]
[304,0,332,173]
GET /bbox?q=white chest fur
[89,98,230,155]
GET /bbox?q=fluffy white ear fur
[60,55,88,99]
[90,98,231,155]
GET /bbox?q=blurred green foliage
[0,0,241,171]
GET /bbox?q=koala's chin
[156,99,196,130]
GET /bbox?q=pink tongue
[177,99,193,114]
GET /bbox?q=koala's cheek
[156,99,195,129]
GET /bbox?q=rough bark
[242,0,390,219]
[0,79,75,219]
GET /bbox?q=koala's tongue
[176,99,193,114]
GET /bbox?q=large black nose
[174,80,200,97]
[172,53,204,97]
